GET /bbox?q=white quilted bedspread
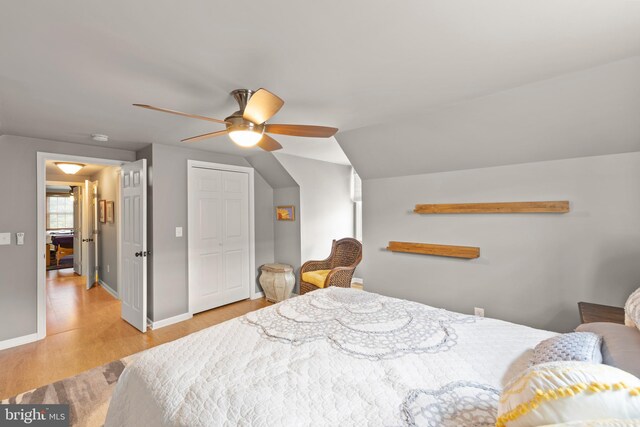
[105,288,555,427]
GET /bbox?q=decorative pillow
[530,332,602,366]
[497,361,640,427]
[577,322,640,378]
[625,288,640,329]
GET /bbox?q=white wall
[338,57,640,180]
[274,154,354,263]
[361,152,640,332]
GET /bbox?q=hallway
[0,269,269,399]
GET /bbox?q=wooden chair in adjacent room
[299,238,362,295]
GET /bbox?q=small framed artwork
[276,205,295,221]
[99,200,106,223]
[106,201,115,223]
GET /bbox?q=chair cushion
[301,270,331,288]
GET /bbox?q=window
[47,195,74,230]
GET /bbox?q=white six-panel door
[120,159,147,332]
[189,166,250,314]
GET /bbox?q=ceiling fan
[133,88,338,152]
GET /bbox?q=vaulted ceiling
[0,0,638,174]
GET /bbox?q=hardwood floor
[0,268,270,400]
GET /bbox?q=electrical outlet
[176,227,183,237]
[474,307,485,317]
[16,232,25,245]
[106,265,110,273]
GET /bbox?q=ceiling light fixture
[226,116,264,148]
[55,162,85,175]
[91,134,109,142]
[228,130,263,147]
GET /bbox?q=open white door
[120,159,147,332]
[82,180,98,289]
[73,185,83,275]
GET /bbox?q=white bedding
[105,288,555,426]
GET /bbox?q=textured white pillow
[497,361,640,427]
[625,288,640,329]
[531,332,602,366]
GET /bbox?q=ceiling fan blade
[257,134,283,152]
[133,104,228,124]
[265,124,338,138]
[242,89,284,124]
[181,130,229,143]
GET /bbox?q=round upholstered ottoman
[259,263,295,303]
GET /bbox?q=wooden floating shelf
[414,201,570,214]
[387,241,480,259]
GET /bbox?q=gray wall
[274,186,302,292]
[92,166,119,294]
[254,173,275,292]
[0,135,135,342]
[274,154,354,262]
[361,152,640,332]
[144,144,275,321]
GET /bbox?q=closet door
[189,167,250,314]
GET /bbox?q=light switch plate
[175,227,183,237]
[0,233,10,245]
[16,232,25,245]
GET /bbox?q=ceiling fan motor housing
[230,89,255,114]
[225,115,265,135]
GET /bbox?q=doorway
[37,153,148,340]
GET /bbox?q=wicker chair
[299,238,362,295]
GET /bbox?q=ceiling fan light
[229,130,263,147]
[55,162,85,175]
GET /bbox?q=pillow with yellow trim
[497,361,640,427]
[301,269,331,288]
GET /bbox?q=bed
[105,287,555,426]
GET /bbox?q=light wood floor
[0,269,270,400]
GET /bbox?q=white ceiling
[1,0,639,169]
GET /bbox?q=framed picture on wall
[99,200,106,223]
[106,201,115,223]
[276,205,295,221]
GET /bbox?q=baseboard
[98,280,119,299]
[0,332,40,351]
[147,312,193,330]
[250,291,264,300]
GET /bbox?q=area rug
[1,355,137,427]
